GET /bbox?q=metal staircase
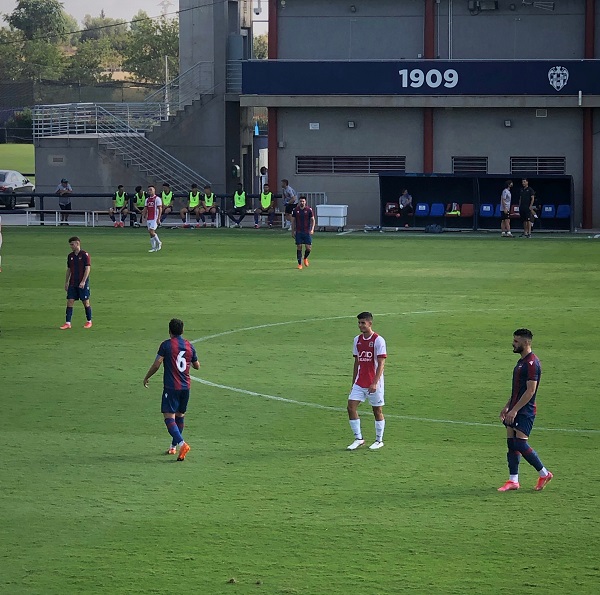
[33,102,211,191]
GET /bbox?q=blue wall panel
[243,60,600,96]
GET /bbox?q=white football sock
[510,474,519,483]
[375,419,385,442]
[349,419,362,440]
[539,467,549,477]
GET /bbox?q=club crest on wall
[548,66,569,91]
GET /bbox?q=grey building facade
[240,0,600,228]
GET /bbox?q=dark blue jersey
[293,206,314,233]
[67,250,91,287]
[510,352,541,416]
[157,336,198,390]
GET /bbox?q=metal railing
[298,192,328,209]
[144,61,215,114]
[33,103,211,192]
[33,103,168,138]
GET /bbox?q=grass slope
[0,143,35,179]
[0,228,599,594]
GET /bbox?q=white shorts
[348,384,385,407]
[147,220,158,230]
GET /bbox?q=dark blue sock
[254,213,259,224]
[172,417,185,446]
[164,418,183,445]
[506,438,520,475]
[297,249,302,264]
[304,249,311,259]
[110,213,115,222]
[514,438,543,472]
[200,213,206,223]
[66,306,73,322]
[84,306,92,321]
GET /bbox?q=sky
[0,1,179,25]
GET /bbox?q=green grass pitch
[0,144,35,180]
[0,227,599,594]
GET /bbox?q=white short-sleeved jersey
[501,188,511,212]
[145,195,162,225]
[353,332,387,389]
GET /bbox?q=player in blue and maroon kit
[60,236,92,329]
[143,318,200,461]
[498,328,553,491]
[290,196,315,269]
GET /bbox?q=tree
[81,12,128,50]
[253,34,268,60]
[6,0,69,42]
[122,12,179,83]
[0,28,23,80]
[62,39,113,84]
[20,38,65,80]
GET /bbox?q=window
[452,156,488,174]
[296,156,405,175]
[510,156,566,175]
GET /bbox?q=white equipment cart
[316,204,348,232]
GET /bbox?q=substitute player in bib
[143,318,200,461]
[142,186,162,252]
[109,184,128,227]
[291,196,314,269]
[60,236,92,329]
[498,328,553,492]
[347,311,387,450]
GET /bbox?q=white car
[0,169,36,209]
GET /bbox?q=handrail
[144,61,216,113]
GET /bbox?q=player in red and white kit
[142,185,163,252]
[347,311,387,450]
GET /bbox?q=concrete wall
[276,0,586,60]
[277,107,424,226]
[34,137,157,210]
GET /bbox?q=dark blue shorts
[295,232,312,245]
[504,414,535,437]
[67,285,90,301]
[161,388,190,414]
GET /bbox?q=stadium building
[35,1,599,229]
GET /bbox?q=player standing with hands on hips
[347,312,387,450]
[498,328,553,491]
[143,318,200,461]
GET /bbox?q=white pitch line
[190,309,491,344]
[191,376,600,434]
[189,308,600,435]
